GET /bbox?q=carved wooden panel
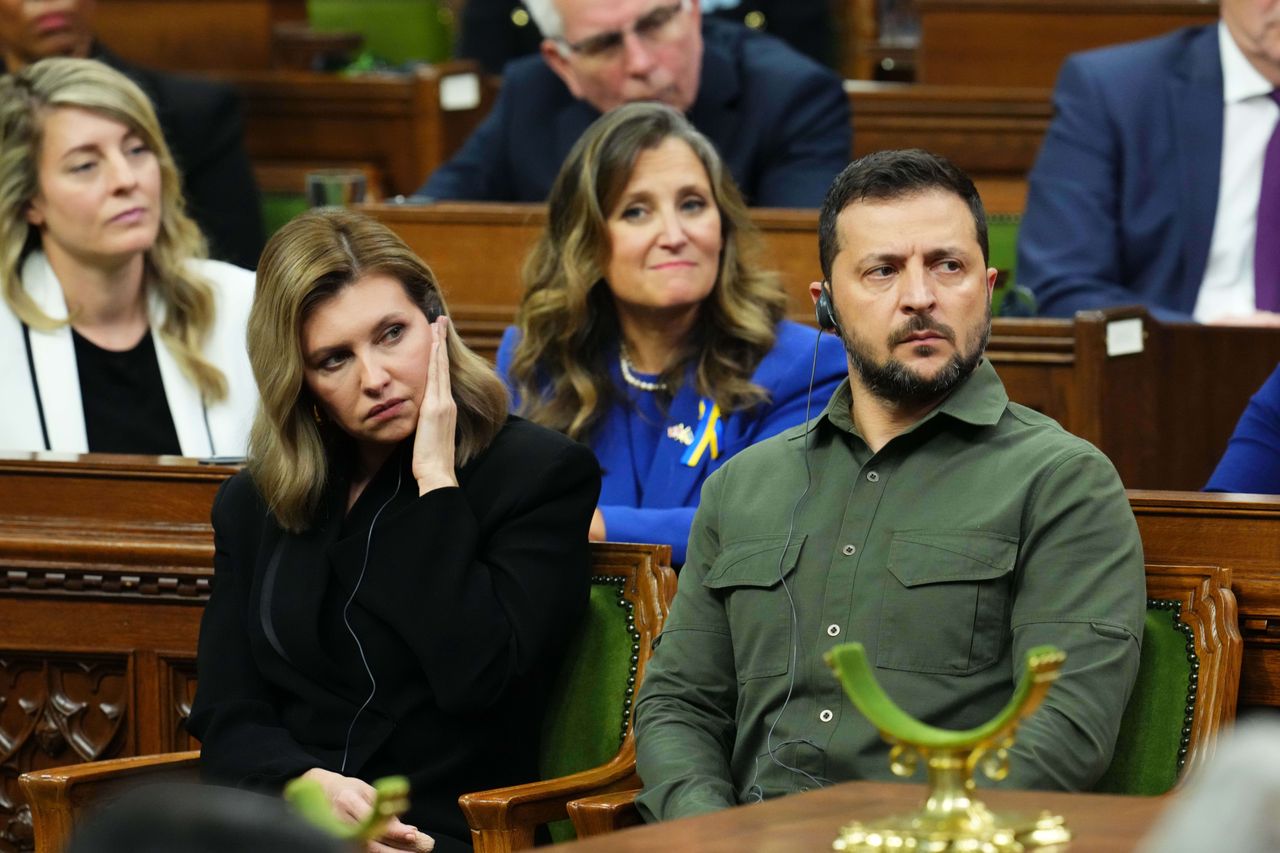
[0,655,129,852]
[160,658,200,754]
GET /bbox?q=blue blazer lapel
[1169,26,1224,300]
[643,379,714,509]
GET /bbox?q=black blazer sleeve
[189,475,319,787]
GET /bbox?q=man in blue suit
[418,0,850,208]
[1017,0,1280,324]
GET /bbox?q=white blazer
[0,251,258,457]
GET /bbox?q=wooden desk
[558,780,1169,851]
[95,0,306,72]
[217,65,493,199]
[1131,492,1280,711]
[916,0,1220,87]
[849,82,1052,215]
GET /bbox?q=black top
[72,328,181,455]
[189,417,601,851]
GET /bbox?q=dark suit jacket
[1017,25,1224,321]
[93,45,265,269]
[423,18,850,208]
[457,0,835,74]
[188,418,600,850]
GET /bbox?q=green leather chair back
[537,576,642,842]
[1092,601,1197,796]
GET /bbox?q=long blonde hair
[248,208,508,532]
[0,57,226,401]
[508,102,786,441]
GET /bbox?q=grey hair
[523,0,564,38]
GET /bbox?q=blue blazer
[1017,25,1223,321]
[420,19,850,208]
[496,321,847,563]
[1206,364,1280,494]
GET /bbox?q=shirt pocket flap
[888,530,1017,588]
[703,534,806,590]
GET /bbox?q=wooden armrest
[459,746,639,853]
[21,751,201,853]
[566,787,643,838]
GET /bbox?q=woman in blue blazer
[498,103,845,564]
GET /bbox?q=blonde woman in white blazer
[0,58,256,457]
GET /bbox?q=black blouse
[72,328,181,455]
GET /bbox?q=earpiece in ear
[815,282,838,332]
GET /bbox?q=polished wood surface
[219,64,494,199]
[95,0,306,71]
[916,0,1220,87]
[559,781,1170,852]
[849,81,1051,213]
[21,753,200,853]
[1132,492,1280,711]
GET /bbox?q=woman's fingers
[412,316,458,493]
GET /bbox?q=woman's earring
[312,404,323,424]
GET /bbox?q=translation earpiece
[814,282,838,332]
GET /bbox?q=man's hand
[298,768,435,852]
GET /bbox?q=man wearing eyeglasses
[417,0,850,208]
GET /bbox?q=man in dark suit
[422,0,850,208]
[0,0,264,269]
[1017,0,1280,325]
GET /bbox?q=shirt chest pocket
[702,534,804,682]
[877,530,1017,676]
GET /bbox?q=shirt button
[866,471,880,483]
[819,709,834,723]
[842,544,856,556]
[827,624,840,637]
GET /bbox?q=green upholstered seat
[458,542,675,852]
[537,578,640,842]
[308,0,451,65]
[1093,601,1199,796]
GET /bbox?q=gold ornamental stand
[825,643,1070,852]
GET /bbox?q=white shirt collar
[1220,21,1274,104]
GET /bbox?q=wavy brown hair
[0,57,227,401]
[248,208,508,532]
[508,102,786,441]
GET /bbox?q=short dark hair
[817,149,988,280]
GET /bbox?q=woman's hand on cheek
[412,315,459,495]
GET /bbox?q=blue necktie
[1256,90,1280,311]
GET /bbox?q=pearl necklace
[619,345,668,392]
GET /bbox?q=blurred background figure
[457,0,836,74]
[66,783,353,853]
[190,209,599,853]
[498,102,846,564]
[423,0,849,207]
[1137,718,1280,853]
[0,58,257,456]
[0,0,264,267]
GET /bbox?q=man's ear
[808,280,824,306]
[540,39,584,101]
[985,267,998,298]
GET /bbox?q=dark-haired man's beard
[839,304,991,406]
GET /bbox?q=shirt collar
[816,358,1008,439]
[1220,21,1275,104]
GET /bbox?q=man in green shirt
[633,149,1146,821]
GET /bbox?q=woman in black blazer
[188,209,601,853]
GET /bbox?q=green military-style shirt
[634,360,1145,822]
